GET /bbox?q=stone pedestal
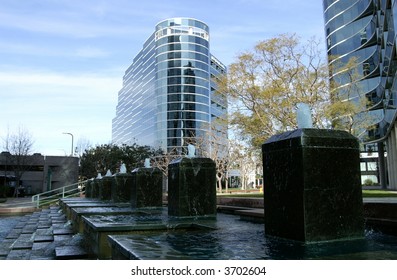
[130,167,163,208]
[91,179,100,199]
[99,176,113,201]
[84,180,92,198]
[111,174,132,203]
[262,128,364,243]
[168,157,216,217]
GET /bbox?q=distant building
[112,18,228,155]
[0,152,78,196]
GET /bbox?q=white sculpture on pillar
[187,144,196,158]
[296,103,313,129]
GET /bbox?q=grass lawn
[362,189,397,198]
[218,189,397,198]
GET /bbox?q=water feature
[104,212,397,260]
[262,128,364,242]
[130,166,162,208]
[168,156,216,217]
[111,164,132,203]
[61,137,397,260]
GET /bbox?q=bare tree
[75,136,92,158]
[151,147,180,179]
[190,122,229,193]
[2,126,35,197]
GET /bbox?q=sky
[0,0,326,156]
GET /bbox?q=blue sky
[0,0,325,156]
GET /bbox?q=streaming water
[92,210,397,260]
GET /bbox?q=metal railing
[31,180,87,208]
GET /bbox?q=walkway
[0,197,36,215]
[0,204,89,260]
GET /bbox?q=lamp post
[62,132,74,156]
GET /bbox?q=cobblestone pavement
[0,205,90,260]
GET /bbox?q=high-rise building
[323,0,397,189]
[112,18,227,156]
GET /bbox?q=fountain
[168,145,217,217]
[111,163,132,203]
[130,159,163,208]
[98,170,112,201]
[262,104,364,243]
[57,134,397,260]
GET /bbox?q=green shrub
[363,178,375,186]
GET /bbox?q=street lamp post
[62,132,74,156]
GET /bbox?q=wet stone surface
[6,249,31,260]
[262,128,364,242]
[0,204,93,260]
[55,245,88,260]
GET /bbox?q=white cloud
[0,68,120,155]
[75,46,110,58]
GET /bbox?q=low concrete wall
[217,197,263,209]
[217,197,397,235]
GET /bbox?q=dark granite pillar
[99,176,113,201]
[111,173,132,203]
[262,128,364,243]
[91,178,100,198]
[130,167,163,208]
[168,157,216,217]
[84,179,92,198]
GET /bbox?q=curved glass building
[112,18,227,155]
[323,0,397,189]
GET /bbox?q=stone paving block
[14,222,27,229]
[55,245,88,260]
[0,247,10,257]
[54,235,73,245]
[22,225,38,234]
[38,223,52,229]
[36,228,53,235]
[32,242,52,251]
[6,229,22,239]
[17,233,34,241]
[0,240,15,249]
[51,223,67,229]
[30,253,55,260]
[6,249,31,260]
[34,235,54,243]
[53,228,74,235]
[30,242,56,260]
[51,220,66,225]
[50,213,65,218]
[27,218,39,223]
[12,241,33,250]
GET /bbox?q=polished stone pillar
[99,176,113,201]
[130,167,163,208]
[168,157,216,217]
[262,128,364,243]
[111,173,132,203]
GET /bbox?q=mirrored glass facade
[323,0,397,189]
[112,18,227,154]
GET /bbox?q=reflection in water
[105,212,397,260]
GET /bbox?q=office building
[0,152,79,195]
[323,0,397,189]
[112,18,227,156]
